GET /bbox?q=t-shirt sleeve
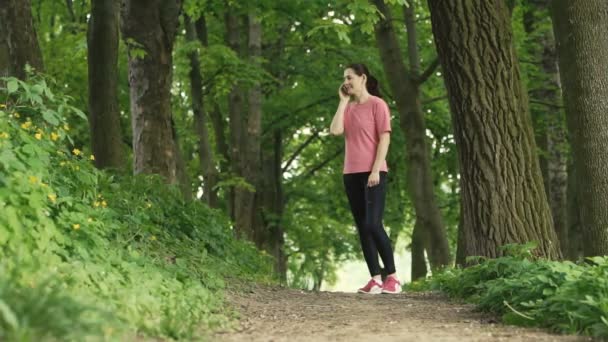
[374,100,391,135]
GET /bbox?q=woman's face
[343,68,366,95]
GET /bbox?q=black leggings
[343,171,396,277]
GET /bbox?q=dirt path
[215,284,596,342]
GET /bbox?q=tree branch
[263,96,335,136]
[303,149,342,179]
[282,131,320,173]
[415,58,440,85]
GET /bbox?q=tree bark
[225,11,245,222]
[0,0,44,79]
[120,0,185,187]
[87,0,125,170]
[522,0,569,257]
[373,0,451,269]
[233,13,263,241]
[427,0,561,260]
[185,14,218,208]
[551,0,608,257]
[411,221,428,280]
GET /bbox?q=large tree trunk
[87,0,125,170]
[0,0,44,79]
[233,13,263,241]
[551,0,608,257]
[427,0,561,260]
[185,14,218,207]
[522,0,569,257]
[373,0,451,270]
[120,0,184,186]
[225,11,245,222]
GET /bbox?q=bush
[0,76,273,340]
[412,243,608,338]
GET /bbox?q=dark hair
[346,63,381,98]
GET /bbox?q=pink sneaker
[357,278,383,294]
[382,276,402,294]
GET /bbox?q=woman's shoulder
[370,96,389,110]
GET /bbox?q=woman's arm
[329,100,349,135]
[372,132,390,172]
[368,132,390,187]
[330,85,350,135]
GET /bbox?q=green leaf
[7,79,18,94]
[42,110,60,125]
[0,299,19,330]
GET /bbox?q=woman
[329,63,401,294]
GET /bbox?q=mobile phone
[341,85,348,96]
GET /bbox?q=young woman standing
[330,63,401,294]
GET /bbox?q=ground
[215,284,596,342]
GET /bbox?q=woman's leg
[343,172,381,277]
[364,172,396,275]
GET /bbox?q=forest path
[214,284,595,342]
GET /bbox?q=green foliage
[412,244,608,338]
[0,76,272,340]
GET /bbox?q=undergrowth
[409,242,608,338]
[0,76,273,341]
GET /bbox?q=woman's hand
[338,84,350,102]
[367,171,380,187]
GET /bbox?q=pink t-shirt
[343,95,391,174]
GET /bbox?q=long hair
[346,63,381,98]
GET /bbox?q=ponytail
[366,75,381,98]
[345,63,382,98]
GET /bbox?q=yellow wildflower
[101,200,107,208]
[90,155,95,161]
[63,124,70,131]
[0,132,9,139]
[35,132,42,140]
[14,112,20,118]
[48,194,57,203]
[50,132,59,141]
[72,148,81,156]
[0,104,5,109]
[72,224,80,230]
[93,201,101,207]
[28,175,39,184]
[21,121,32,129]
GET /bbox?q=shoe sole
[382,286,402,294]
[357,288,382,294]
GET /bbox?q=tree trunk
[87,0,125,170]
[225,11,245,222]
[522,0,569,257]
[373,0,451,269]
[120,0,184,186]
[411,220,428,281]
[233,13,263,241]
[551,0,608,257]
[258,131,287,281]
[0,0,44,79]
[185,14,218,207]
[566,161,583,260]
[427,0,561,260]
